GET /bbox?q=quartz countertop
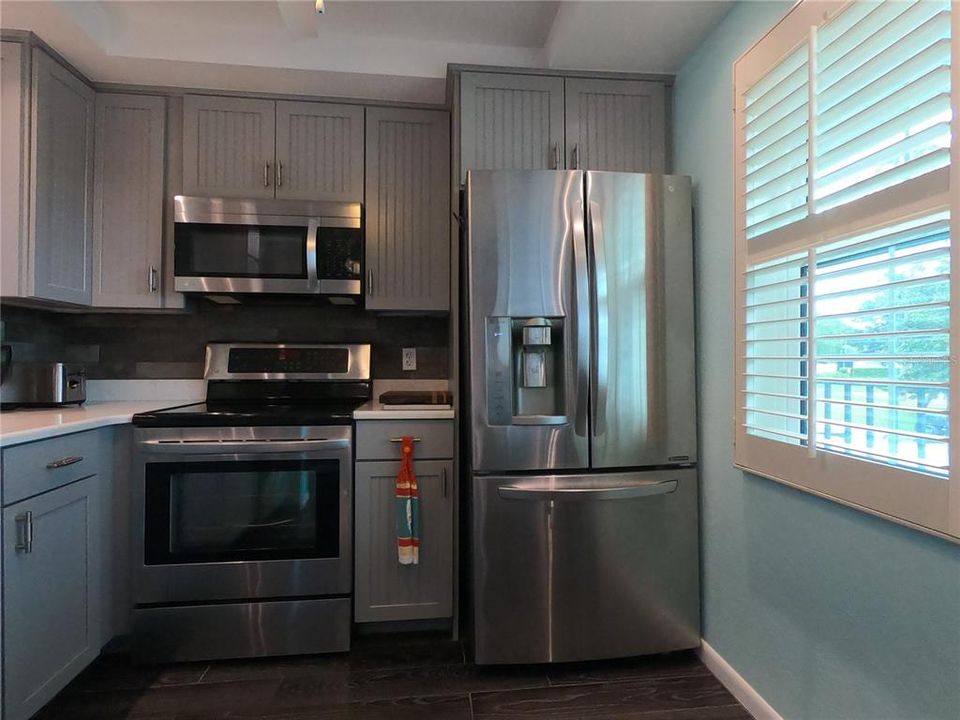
[353,401,455,420]
[0,401,195,447]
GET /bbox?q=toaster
[0,363,86,408]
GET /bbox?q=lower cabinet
[354,459,453,622]
[2,475,102,720]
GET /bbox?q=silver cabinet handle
[14,512,32,553]
[367,269,374,296]
[389,437,421,443]
[572,143,581,169]
[441,467,448,498]
[551,142,560,169]
[148,265,159,293]
[264,161,271,187]
[46,456,83,469]
[589,199,609,436]
[278,160,283,187]
[572,199,589,438]
[498,479,678,502]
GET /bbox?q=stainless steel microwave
[173,196,362,298]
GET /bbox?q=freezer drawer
[471,468,700,665]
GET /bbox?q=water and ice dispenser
[485,316,566,425]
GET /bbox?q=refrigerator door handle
[572,200,590,437]
[498,479,678,502]
[589,200,609,436]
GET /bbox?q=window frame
[732,0,960,542]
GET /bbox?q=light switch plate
[402,347,417,371]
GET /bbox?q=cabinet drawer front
[2,430,102,506]
[356,421,453,461]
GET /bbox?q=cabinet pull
[389,437,421,443]
[148,265,159,293]
[572,143,580,170]
[277,161,283,187]
[367,270,374,296]
[441,467,448,498]
[264,161,271,187]
[46,456,83,469]
[552,142,560,169]
[15,512,32,553]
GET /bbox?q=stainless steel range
[130,343,370,662]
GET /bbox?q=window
[734,0,958,541]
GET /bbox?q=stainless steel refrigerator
[464,170,699,665]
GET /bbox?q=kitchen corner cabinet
[460,72,565,179]
[2,475,102,720]
[182,95,363,202]
[564,78,667,173]
[354,420,455,622]
[364,107,450,311]
[93,94,166,308]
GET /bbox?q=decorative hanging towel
[395,436,420,565]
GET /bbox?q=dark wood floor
[37,633,750,720]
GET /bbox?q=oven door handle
[138,438,350,454]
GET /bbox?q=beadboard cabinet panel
[564,78,667,173]
[30,48,95,305]
[93,94,166,308]
[275,101,363,202]
[354,459,453,622]
[460,72,565,180]
[365,107,450,311]
[1,41,28,298]
[182,95,276,198]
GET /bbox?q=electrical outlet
[402,347,417,372]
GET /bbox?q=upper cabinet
[564,78,667,173]
[182,95,363,202]
[29,49,96,305]
[459,71,670,180]
[460,73,565,179]
[93,94,166,308]
[182,95,276,199]
[275,101,364,202]
[0,42,27,299]
[365,107,450,312]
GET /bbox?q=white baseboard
[697,640,783,720]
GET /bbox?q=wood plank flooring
[36,633,750,719]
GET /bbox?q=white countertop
[0,401,195,447]
[353,401,455,420]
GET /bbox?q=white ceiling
[0,1,733,104]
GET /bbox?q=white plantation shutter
[734,0,958,541]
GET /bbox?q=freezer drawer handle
[497,479,678,502]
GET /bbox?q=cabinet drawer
[2,430,102,506]
[356,421,453,461]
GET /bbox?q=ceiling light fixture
[315,0,325,15]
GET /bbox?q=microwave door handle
[306,221,319,286]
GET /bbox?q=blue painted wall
[673,3,960,718]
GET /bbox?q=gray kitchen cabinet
[459,72,565,180]
[29,48,96,305]
[564,78,667,173]
[182,95,276,198]
[0,41,28,298]
[2,475,102,720]
[275,101,363,202]
[93,93,166,308]
[364,107,450,311]
[354,459,453,622]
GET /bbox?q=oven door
[133,426,352,604]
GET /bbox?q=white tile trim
[697,640,783,720]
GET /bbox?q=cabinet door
[182,95,275,198]
[460,72,565,180]
[365,107,450,311]
[1,41,27,298]
[275,101,363,202]
[355,459,453,622]
[93,94,166,308]
[30,49,95,305]
[564,78,667,173]
[3,476,102,720]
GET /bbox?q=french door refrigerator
[464,170,699,665]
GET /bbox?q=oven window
[175,223,308,278]
[144,459,340,564]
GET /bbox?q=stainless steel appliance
[173,195,362,299]
[465,170,699,665]
[131,343,370,662]
[0,362,86,407]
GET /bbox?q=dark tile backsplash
[0,301,448,380]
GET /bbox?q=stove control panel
[227,347,349,374]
